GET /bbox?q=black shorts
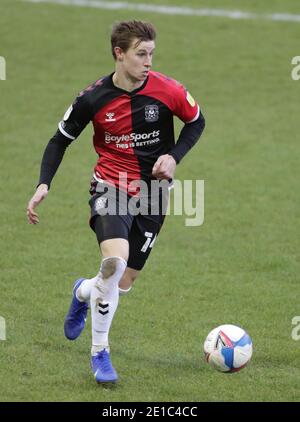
[89,178,169,271]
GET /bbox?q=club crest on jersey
[105,112,116,122]
[145,105,159,122]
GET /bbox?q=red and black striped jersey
[58,71,200,192]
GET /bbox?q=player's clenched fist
[152,154,176,180]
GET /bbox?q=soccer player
[27,20,205,384]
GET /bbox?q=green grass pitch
[0,0,300,401]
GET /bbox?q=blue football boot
[64,278,88,340]
[91,349,118,383]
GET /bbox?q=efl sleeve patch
[58,93,93,140]
[186,91,196,107]
[171,81,200,123]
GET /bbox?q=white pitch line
[22,0,300,23]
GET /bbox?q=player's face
[121,39,155,82]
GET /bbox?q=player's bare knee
[100,256,127,284]
[101,257,117,279]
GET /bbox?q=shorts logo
[145,105,159,122]
[95,196,108,212]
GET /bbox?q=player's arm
[27,93,92,224]
[152,111,205,179]
[168,109,205,164]
[152,83,205,179]
[169,85,206,164]
[27,131,73,224]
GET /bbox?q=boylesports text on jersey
[104,130,160,149]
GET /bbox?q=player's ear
[114,47,124,61]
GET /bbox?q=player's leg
[90,237,128,356]
[62,263,135,341]
[72,239,129,302]
[73,264,139,300]
[64,182,131,338]
[65,180,133,382]
[119,267,140,295]
[64,217,130,343]
[118,185,169,295]
[63,235,128,345]
[122,213,164,286]
[90,236,128,383]
[88,184,135,381]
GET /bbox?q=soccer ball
[204,324,253,373]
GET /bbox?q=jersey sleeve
[172,82,200,124]
[58,91,93,140]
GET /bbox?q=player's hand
[152,154,176,180]
[27,184,49,224]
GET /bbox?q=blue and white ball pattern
[204,324,253,372]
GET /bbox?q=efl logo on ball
[204,324,253,372]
